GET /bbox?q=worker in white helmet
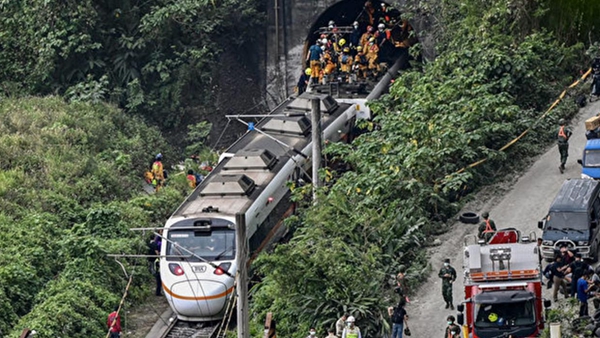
[341,316,361,338]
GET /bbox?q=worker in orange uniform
[151,153,165,191]
[363,1,375,25]
[366,38,380,78]
[338,47,353,83]
[306,40,324,85]
[353,46,369,80]
[322,49,337,84]
[360,26,375,52]
[107,306,122,338]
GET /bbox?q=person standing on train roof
[151,153,165,191]
[297,68,311,94]
[107,306,122,338]
[349,21,362,49]
[360,26,375,52]
[307,40,323,85]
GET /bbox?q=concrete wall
[264,0,437,108]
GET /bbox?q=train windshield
[167,228,235,262]
[474,299,535,328]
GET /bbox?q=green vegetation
[0,97,187,337]
[0,0,264,130]
[251,0,596,337]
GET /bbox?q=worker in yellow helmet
[296,68,311,94]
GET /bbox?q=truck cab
[578,139,600,179]
[457,229,549,338]
[538,179,600,261]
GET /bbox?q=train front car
[161,215,237,321]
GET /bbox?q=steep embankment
[0,97,185,337]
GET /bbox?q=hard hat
[347,316,355,323]
[305,68,312,75]
[558,118,566,125]
[339,38,346,46]
[488,313,498,323]
[343,47,350,53]
[357,46,363,51]
[353,21,359,26]
[329,20,335,26]
[156,153,163,160]
[378,23,385,29]
[381,2,386,6]
[482,212,489,219]
[369,37,375,42]
[321,38,328,45]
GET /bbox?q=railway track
[160,319,221,338]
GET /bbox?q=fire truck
[456,228,551,338]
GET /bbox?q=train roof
[549,179,599,213]
[170,93,351,220]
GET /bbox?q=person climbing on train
[366,38,380,78]
[322,49,337,84]
[557,118,572,174]
[107,306,122,338]
[477,212,496,242]
[349,21,362,50]
[341,316,361,338]
[338,47,353,83]
[360,25,375,51]
[307,40,324,85]
[353,46,369,80]
[297,68,311,94]
[151,153,165,191]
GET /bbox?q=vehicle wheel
[459,212,480,224]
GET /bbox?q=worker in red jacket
[107,306,122,338]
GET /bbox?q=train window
[167,228,236,262]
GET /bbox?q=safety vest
[558,126,568,140]
[345,327,360,338]
[152,161,164,180]
[483,219,494,233]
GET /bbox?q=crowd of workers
[144,153,213,192]
[298,1,413,94]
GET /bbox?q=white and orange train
[159,44,407,320]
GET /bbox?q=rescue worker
[349,21,362,50]
[341,316,361,338]
[307,40,324,85]
[186,169,197,189]
[335,38,346,55]
[147,234,162,296]
[550,254,569,302]
[438,258,457,310]
[151,153,165,191]
[322,49,337,84]
[477,212,496,242]
[360,26,375,51]
[557,118,572,173]
[363,1,375,25]
[445,315,460,338]
[366,38,380,78]
[567,253,590,298]
[107,306,122,338]
[297,68,311,94]
[354,46,369,80]
[335,314,348,337]
[338,47,353,83]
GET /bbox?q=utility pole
[235,213,249,338]
[311,98,322,202]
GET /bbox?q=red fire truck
[456,228,551,338]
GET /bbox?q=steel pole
[311,98,322,202]
[236,213,249,338]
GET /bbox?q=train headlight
[214,263,231,275]
[169,263,185,276]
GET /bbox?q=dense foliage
[0,97,187,337]
[0,0,264,130]
[251,0,589,337]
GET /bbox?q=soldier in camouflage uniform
[557,118,572,174]
[438,258,457,310]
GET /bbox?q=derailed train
[159,9,410,322]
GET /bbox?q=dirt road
[406,98,599,337]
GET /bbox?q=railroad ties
[161,319,221,338]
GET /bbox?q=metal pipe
[311,98,322,202]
